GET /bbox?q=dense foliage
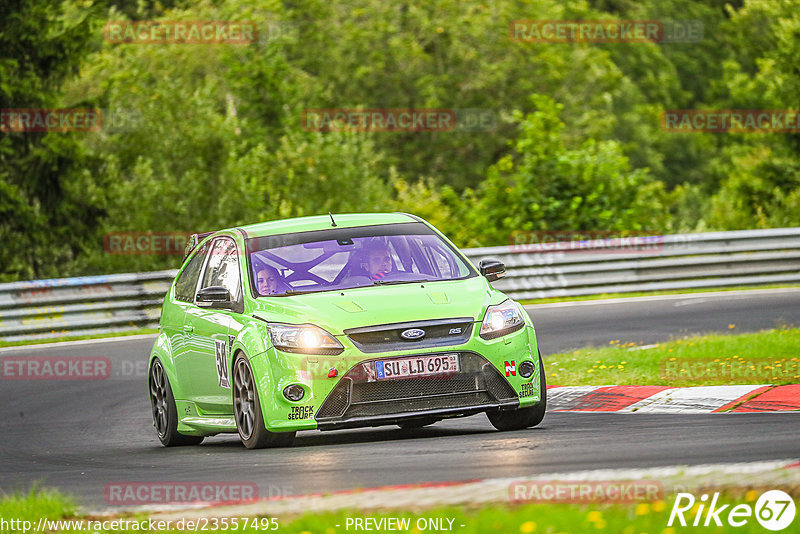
[2,0,799,280]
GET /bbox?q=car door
[179,237,243,414]
[168,239,211,382]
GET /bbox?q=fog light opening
[518,360,535,378]
[283,384,305,401]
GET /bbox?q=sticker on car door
[215,339,230,389]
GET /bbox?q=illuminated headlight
[480,300,526,340]
[268,324,344,355]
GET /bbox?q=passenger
[364,244,394,281]
[255,266,282,295]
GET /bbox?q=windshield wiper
[372,278,436,286]
[280,288,321,295]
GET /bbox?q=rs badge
[505,360,516,377]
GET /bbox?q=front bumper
[315,351,519,430]
[257,322,541,431]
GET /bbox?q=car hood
[251,276,502,334]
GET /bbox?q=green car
[148,213,546,449]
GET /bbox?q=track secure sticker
[520,382,538,399]
[215,339,230,389]
[288,406,314,420]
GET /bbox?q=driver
[364,244,394,281]
[256,266,282,295]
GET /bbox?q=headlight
[268,323,344,354]
[480,300,525,339]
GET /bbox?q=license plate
[374,354,459,380]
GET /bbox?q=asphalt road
[1,289,798,508]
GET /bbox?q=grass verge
[0,488,75,523]
[0,328,158,349]
[1,488,789,533]
[545,328,800,386]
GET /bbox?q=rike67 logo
[668,490,796,531]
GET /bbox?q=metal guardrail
[0,271,176,342]
[475,227,800,300]
[1,228,799,342]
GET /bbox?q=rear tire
[487,351,547,431]
[149,359,204,447]
[233,354,296,449]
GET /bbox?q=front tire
[149,359,204,447]
[232,354,296,449]
[487,351,547,431]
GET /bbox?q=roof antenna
[329,212,337,227]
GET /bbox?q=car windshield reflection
[247,223,474,297]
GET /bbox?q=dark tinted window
[174,241,210,302]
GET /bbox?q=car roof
[235,212,421,239]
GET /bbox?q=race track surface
[1,289,799,508]
[528,288,799,354]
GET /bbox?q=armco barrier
[475,227,800,300]
[0,271,176,342]
[1,228,799,342]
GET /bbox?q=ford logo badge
[400,328,425,340]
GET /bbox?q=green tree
[700,0,800,230]
[69,1,394,273]
[466,95,668,246]
[0,0,104,281]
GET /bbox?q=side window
[199,238,241,301]
[175,241,210,302]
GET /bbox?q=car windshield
[247,222,475,297]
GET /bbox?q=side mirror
[479,259,506,283]
[196,286,232,308]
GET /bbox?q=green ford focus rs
[148,213,546,449]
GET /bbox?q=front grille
[346,392,491,418]
[344,318,474,353]
[355,373,481,403]
[320,378,351,417]
[315,352,518,426]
